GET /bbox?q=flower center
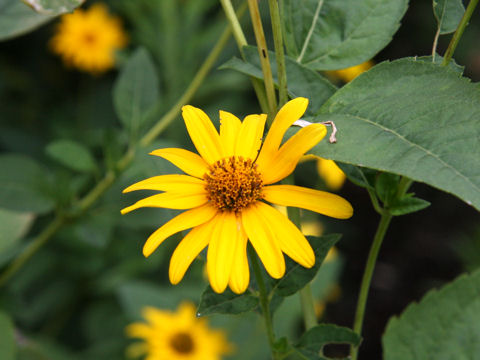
[204,156,263,213]
[169,332,195,354]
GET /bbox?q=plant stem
[248,0,278,119]
[248,246,280,360]
[442,0,479,66]
[0,214,65,287]
[284,175,318,331]
[351,211,392,360]
[219,0,269,113]
[0,22,234,287]
[268,0,288,106]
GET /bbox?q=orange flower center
[170,332,195,354]
[204,156,263,213]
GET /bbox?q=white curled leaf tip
[22,0,85,15]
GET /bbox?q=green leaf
[220,46,336,115]
[0,154,54,213]
[433,0,465,35]
[281,0,408,70]
[113,48,159,138]
[295,324,361,360]
[0,0,53,41]
[45,139,97,173]
[375,173,400,204]
[0,208,34,253]
[311,58,480,211]
[389,195,431,216]
[0,311,16,360]
[22,0,83,15]
[273,234,341,297]
[336,163,376,190]
[383,269,480,360]
[197,286,258,316]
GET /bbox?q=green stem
[0,22,234,287]
[219,0,269,113]
[442,0,479,66]
[351,211,393,360]
[0,215,65,287]
[248,0,278,119]
[248,246,280,360]
[268,0,288,106]
[284,175,318,331]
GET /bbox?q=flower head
[121,98,353,294]
[126,302,232,359]
[50,4,127,74]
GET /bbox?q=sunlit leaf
[311,58,480,211]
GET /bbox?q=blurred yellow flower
[122,98,353,294]
[317,158,346,191]
[126,302,233,360]
[50,4,127,74]
[327,60,374,83]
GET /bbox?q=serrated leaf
[311,58,480,211]
[197,286,258,316]
[383,270,480,360]
[433,0,465,35]
[0,154,54,213]
[282,0,408,70]
[22,0,83,15]
[220,46,336,115]
[113,48,159,139]
[0,208,35,253]
[273,234,341,297]
[0,0,54,41]
[45,139,97,173]
[389,196,431,216]
[0,311,16,360]
[295,324,361,360]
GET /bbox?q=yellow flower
[121,98,353,294]
[316,158,347,191]
[126,302,233,359]
[327,60,374,83]
[50,4,127,74]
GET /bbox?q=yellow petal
[317,158,346,191]
[228,223,250,294]
[219,110,241,157]
[125,323,153,338]
[241,204,285,279]
[121,191,208,215]
[256,97,308,169]
[150,148,208,179]
[122,174,205,193]
[142,203,217,257]
[182,105,224,164]
[235,114,267,160]
[169,217,215,284]
[263,185,353,219]
[207,212,238,293]
[255,202,314,268]
[260,123,327,184]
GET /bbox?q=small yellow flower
[122,98,353,294]
[50,4,127,74]
[317,158,347,191]
[126,302,233,360]
[327,60,374,83]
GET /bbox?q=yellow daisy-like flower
[317,158,347,191]
[50,4,127,74]
[126,302,233,360]
[121,98,353,294]
[327,60,374,83]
